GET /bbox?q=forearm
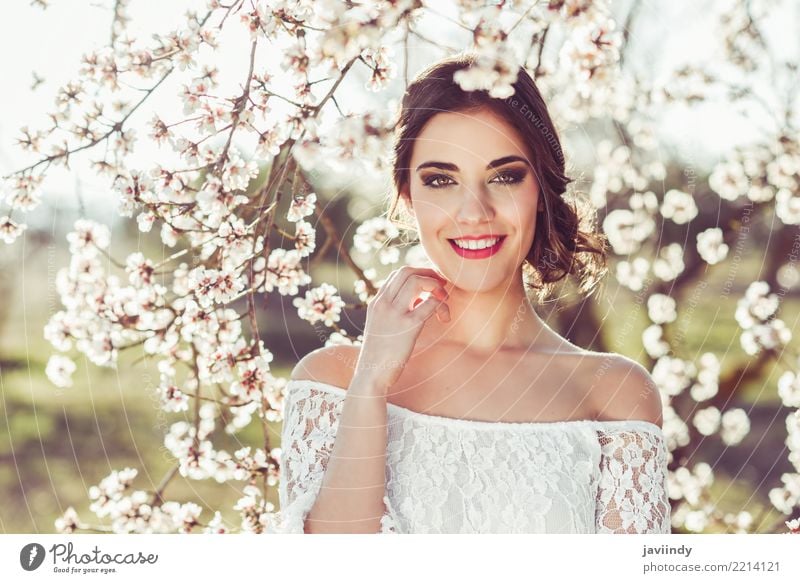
[303,372,391,533]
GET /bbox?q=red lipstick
[447,236,506,259]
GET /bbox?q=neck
[418,270,567,355]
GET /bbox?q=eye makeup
[489,168,527,185]
[419,166,528,189]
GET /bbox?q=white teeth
[452,237,500,250]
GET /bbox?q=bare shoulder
[289,344,361,391]
[584,351,663,427]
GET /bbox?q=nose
[455,183,496,225]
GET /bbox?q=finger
[389,269,448,304]
[377,268,401,291]
[375,266,407,299]
[385,266,447,302]
[409,294,446,323]
[435,300,451,323]
[394,275,450,309]
[411,284,449,308]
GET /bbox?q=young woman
[277,53,671,534]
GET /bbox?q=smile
[447,236,507,259]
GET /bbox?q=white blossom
[158,377,190,413]
[709,159,749,201]
[262,248,311,296]
[46,354,77,388]
[0,215,28,244]
[88,467,138,518]
[720,408,750,446]
[293,283,345,327]
[294,220,316,257]
[136,210,155,233]
[453,34,520,99]
[615,257,650,291]
[287,192,317,222]
[652,243,684,281]
[696,227,729,265]
[353,267,378,302]
[660,189,698,224]
[203,510,229,534]
[778,371,800,408]
[642,324,670,359]
[693,406,721,436]
[647,293,677,324]
[769,473,800,514]
[361,46,397,92]
[602,208,654,255]
[684,509,710,532]
[558,17,621,95]
[669,462,714,507]
[353,216,400,265]
[187,266,245,307]
[652,355,696,397]
[690,352,720,402]
[776,188,800,225]
[735,281,779,328]
[125,252,155,287]
[55,506,86,533]
[740,319,792,355]
[66,219,111,257]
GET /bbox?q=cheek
[503,193,539,253]
[503,190,538,224]
[522,184,541,220]
[410,195,451,231]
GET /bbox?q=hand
[354,266,450,394]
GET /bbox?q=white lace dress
[277,379,672,534]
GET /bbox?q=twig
[149,465,180,507]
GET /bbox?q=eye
[490,170,526,185]
[422,174,456,188]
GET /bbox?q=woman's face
[404,106,541,293]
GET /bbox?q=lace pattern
[594,428,671,533]
[277,382,400,533]
[278,379,671,534]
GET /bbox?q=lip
[449,234,504,240]
[448,235,506,259]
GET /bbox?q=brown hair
[386,52,608,303]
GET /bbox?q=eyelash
[422,171,526,189]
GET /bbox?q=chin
[435,269,512,294]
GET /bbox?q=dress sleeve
[277,380,401,534]
[595,423,671,533]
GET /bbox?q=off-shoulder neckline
[286,378,665,434]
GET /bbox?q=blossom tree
[2,0,799,534]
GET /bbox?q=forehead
[410,107,531,166]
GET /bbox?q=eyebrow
[415,155,531,173]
